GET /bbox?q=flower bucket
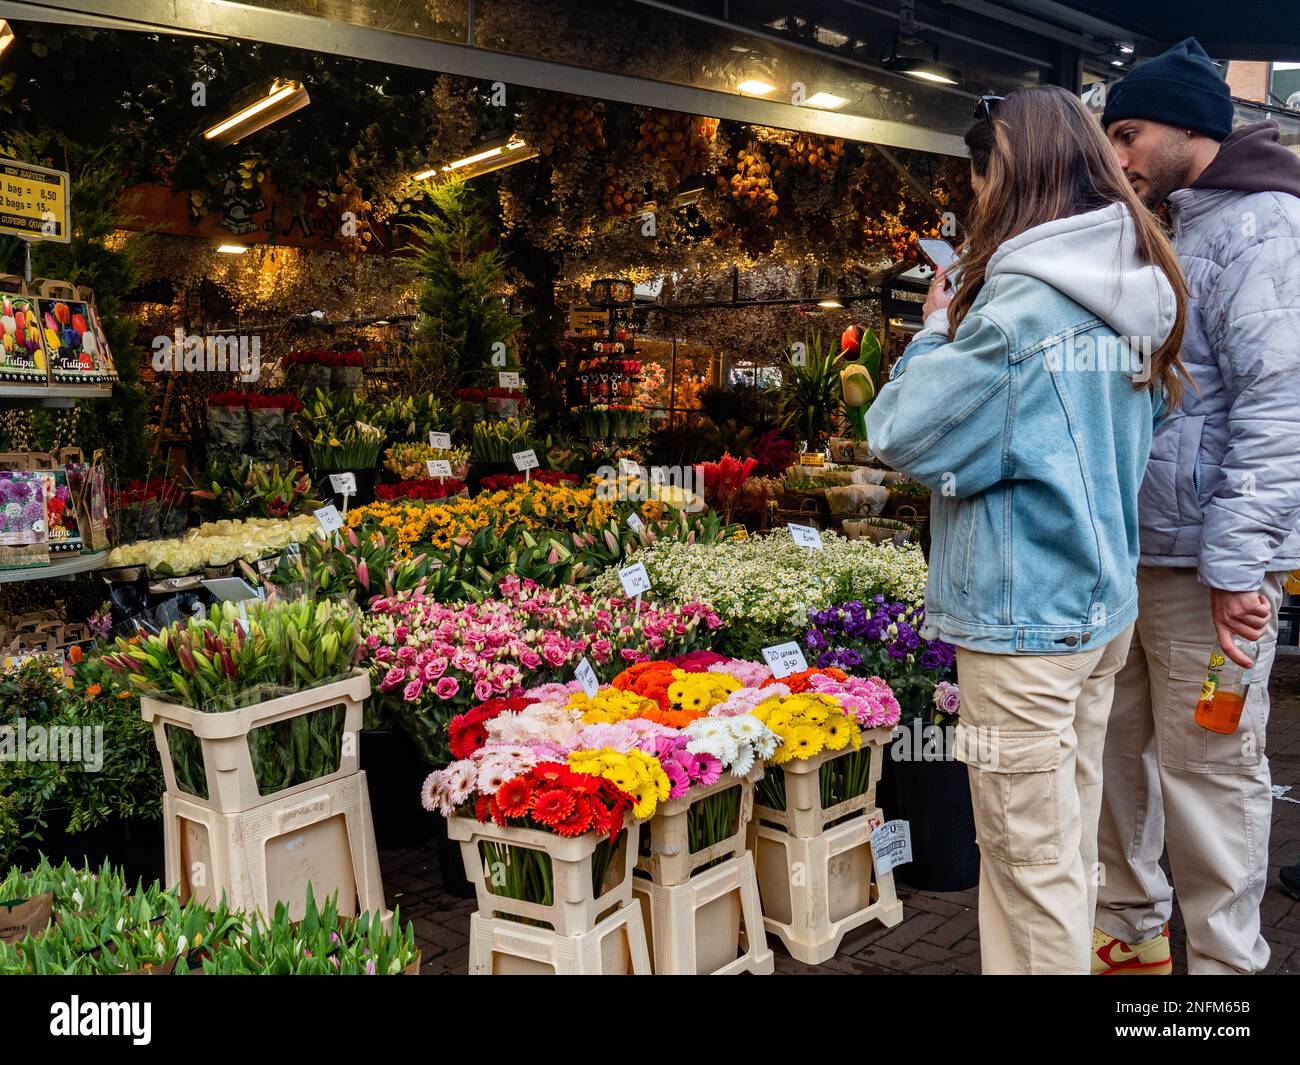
[141,671,370,815]
[331,365,364,392]
[207,405,249,455]
[248,408,291,457]
[448,813,639,937]
[752,727,891,838]
[634,771,760,887]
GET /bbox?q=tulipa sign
[0,159,69,242]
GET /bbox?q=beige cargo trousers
[1096,567,1286,974]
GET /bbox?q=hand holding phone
[918,238,957,272]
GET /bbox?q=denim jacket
[866,203,1177,654]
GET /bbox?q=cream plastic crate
[163,770,387,925]
[749,807,903,963]
[141,672,370,815]
[449,814,639,936]
[467,903,651,975]
[635,771,760,887]
[752,727,892,838]
[633,850,773,975]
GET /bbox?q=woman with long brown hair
[867,85,1189,974]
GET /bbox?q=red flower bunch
[671,650,729,673]
[482,762,633,840]
[375,478,467,502]
[478,471,578,491]
[283,348,364,368]
[486,386,525,399]
[112,478,184,507]
[453,387,488,402]
[449,697,533,759]
[247,393,303,412]
[611,660,677,711]
[702,452,759,524]
[751,429,795,476]
[763,666,849,693]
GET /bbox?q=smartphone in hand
[918,238,957,271]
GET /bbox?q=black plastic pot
[430,808,476,899]
[360,729,437,852]
[886,720,980,892]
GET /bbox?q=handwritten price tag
[762,641,808,679]
[499,371,521,388]
[329,472,357,495]
[788,523,823,549]
[513,449,539,472]
[428,431,452,450]
[574,657,599,699]
[314,505,344,534]
[618,562,651,597]
[627,512,645,534]
[426,459,452,478]
[869,820,913,876]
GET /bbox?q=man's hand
[922,266,953,320]
[1210,587,1271,666]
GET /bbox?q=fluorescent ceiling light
[216,244,248,254]
[805,92,847,109]
[412,135,539,183]
[738,78,776,96]
[818,297,845,309]
[203,79,310,145]
[1118,43,1134,54]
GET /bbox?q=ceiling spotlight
[817,297,845,309]
[374,319,391,326]
[203,79,310,146]
[738,78,776,96]
[881,32,961,85]
[1118,43,1134,54]
[412,134,539,183]
[805,92,848,110]
[216,244,248,254]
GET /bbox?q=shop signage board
[0,160,70,242]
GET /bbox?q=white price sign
[574,656,599,699]
[200,577,262,603]
[428,431,452,450]
[498,371,521,388]
[329,472,357,495]
[788,523,823,549]
[513,449,539,472]
[762,641,808,679]
[426,459,453,478]
[314,505,345,534]
[627,512,645,534]
[869,820,913,876]
[618,562,651,597]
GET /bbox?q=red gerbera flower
[530,762,572,785]
[475,794,494,823]
[495,776,533,819]
[531,787,576,827]
[553,796,596,838]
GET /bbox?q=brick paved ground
[384,653,1300,976]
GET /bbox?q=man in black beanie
[1094,37,1300,975]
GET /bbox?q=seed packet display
[37,297,101,384]
[85,301,119,383]
[0,293,50,383]
[42,469,83,554]
[0,470,49,569]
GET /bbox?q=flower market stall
[7,0,1264,987]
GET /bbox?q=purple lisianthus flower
[839,648,862,668]
[805,629,828,652]
[817,650,839,669]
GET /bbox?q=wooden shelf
[0,550,108,583]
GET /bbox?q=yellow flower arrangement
[568,747,672,820]
[666,670,742,713]
[345,480,614,555]
[751,692,861,764]
[568,688,657,724]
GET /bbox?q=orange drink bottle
[1194,639,1258,735]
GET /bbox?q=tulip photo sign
[0,295,50,382]
[38,297,101,384]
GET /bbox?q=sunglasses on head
[973,94,1004,123]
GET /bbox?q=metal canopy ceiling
[962,0,1300,60]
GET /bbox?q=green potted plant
[774,334,845,453]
